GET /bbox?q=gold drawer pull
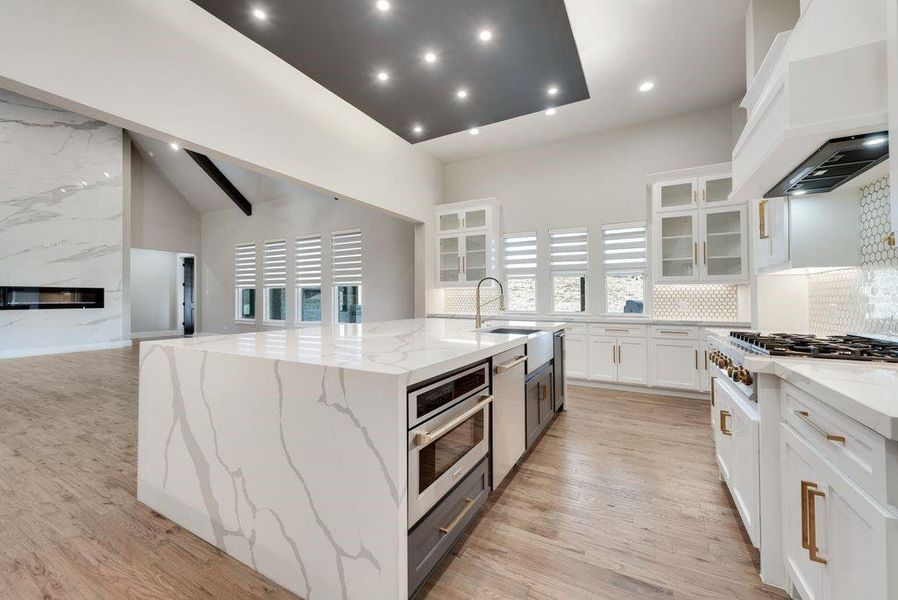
[710,376,716,406]
[495,355,526,373]
[440,498,474,535]
[807,487,827,564]
[659,329,689,335]
[719,410,732,436]
[794,410,846,443]
[759,199,769,239]
[801,480,815,550]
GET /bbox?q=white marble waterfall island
[137,318,563,599]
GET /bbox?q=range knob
[734,368,754,386]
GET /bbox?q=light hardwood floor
[0,345,785,599]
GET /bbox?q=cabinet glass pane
[705,177,733,204]
[660,215,694,277]
[439,237,459,282]
[660,182,693,209]
[464,234,487,281]
[464,209,487,229]
[438,213,460,232]
[706,210,742,276]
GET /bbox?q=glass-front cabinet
[435,200,498,286]
[651,164,748,284]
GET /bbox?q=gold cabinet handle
[694,350,699,370]
[807,487,827,564]
[710,376,716,406]
[693,241,698,265]
[801,480,815,550]
[439,498,474,534]
[462,256,466,274]
[701,189,706,203]
[794,410,846,443]
[758,200,769,239]
[659,329,689,335]
[703,241,707,265]
[615,345,620,363]
[495,355,526,373]
[704,350,708,370]
[604,328,630,333]
[719,410,732,436]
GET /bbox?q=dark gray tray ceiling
[189,0,589,142]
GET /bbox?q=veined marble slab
[146,317,563,385]
[139,318,561,598]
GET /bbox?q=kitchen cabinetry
[780,423,898,600]
[588,336,647,385]
[651,165,748,284]
[649,338,701,390]
[525,364,554,449]
[552,332,565,411]
[565,334,588,379]
[491,346,526,487]
[713,377,760,547]
[434,199,499,286]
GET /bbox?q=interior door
[616,338,647,385]
[588,336,617,382]
[701,205,747,282]
[182,256,195,336]
[656,210,699,282]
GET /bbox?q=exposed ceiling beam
[185,149,252,216]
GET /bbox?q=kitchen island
[137,318,564,599]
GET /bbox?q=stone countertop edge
[746,355,898,440]
[427,313,751,328]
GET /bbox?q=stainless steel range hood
[764,131,888,198]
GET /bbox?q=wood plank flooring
[0,345,785,599]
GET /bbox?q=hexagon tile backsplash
[807,176,898,335]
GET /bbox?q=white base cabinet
[781,423,898,600]
[587,336,647,385]
[649,338,701,390]
[565,334,588,379]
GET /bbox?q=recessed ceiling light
[80,180,88,186]
[170,142,180,151]
[478,29,493,42]
[791,190,807,195]
[639,81,655,92]
[456,88,469,100]
[148,151,155,158]
[547,86,559,96]
[60,188,66,193]
[864,136,888,146]
[251,8,267,20]
[423,51,437,64]
[376,71,390,82]
[412,124,424,135]
[545,108,557,116]
[469,127,480,135]
[376,0,391,12]
[104,171,110,178]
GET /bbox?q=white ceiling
[418,0,749,163]
[130,132,326,213]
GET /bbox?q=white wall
[438,104,736,314]
[0,89,127,357]
[745,0,801,87]
[131,148,201,255]
[130,249,179,336]
[755,274,810,332]
[201,194,416,334]
[0,0,441,224]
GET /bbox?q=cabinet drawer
[782,382,898,507]
[563,322,589,335]
[589,323,647,337]
[650,325,699,339]
[408,457,489,595]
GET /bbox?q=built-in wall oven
[407,362,492,526]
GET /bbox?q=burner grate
[728,332,898,363]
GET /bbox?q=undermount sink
[481,327,543,335]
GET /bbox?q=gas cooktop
[729,332,898,363]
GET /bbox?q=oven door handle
[414,395,493,447]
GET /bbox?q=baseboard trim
[131,329,180,340]
[568,378,709,400]
[0,340,133,360]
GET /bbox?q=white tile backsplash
[652,284,738,321]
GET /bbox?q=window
[295,234,322,322]
[234,242,256,321]
[333,229,362,323]
[550,227,588,313]
[263,239,287,322]
[503,232,537,312]
[602,221,647,314]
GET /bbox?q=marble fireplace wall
[0,88,126,357]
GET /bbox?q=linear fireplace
[0,286,105,310]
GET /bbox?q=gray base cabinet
[526,363,554,449]
[408,458,489,595]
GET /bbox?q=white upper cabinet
[434,199,500,287]
[650,164,748,284]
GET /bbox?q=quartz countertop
[746,355,898,440]
[428,313,751,328]
[142,318,563,385]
